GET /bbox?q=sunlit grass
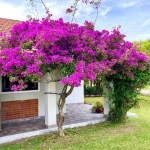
[84,96,103,105]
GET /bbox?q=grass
[1,95,150,150]
[84,96,103,105]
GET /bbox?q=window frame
[0,76,40,94]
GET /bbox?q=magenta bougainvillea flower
[0,18,149,90]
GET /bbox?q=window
[2,76,38,92]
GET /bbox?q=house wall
[0,77,84,121]
[0,77,46,119]
[66,81,84,104]
[1,99,38,121]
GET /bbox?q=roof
[0,18,21,35]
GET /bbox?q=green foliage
[21,40,33,49]
[84,79,90,87]
[106,65,150,123]
[84,86,103,96]
[134,39,150,57]
[60,62,75,76]
[84,77,103,96]
[84,86,96,96]
[94,75,103,96]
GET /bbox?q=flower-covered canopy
[0,18,149,91]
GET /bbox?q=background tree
[134,39,150,57]
[93,75,103,96]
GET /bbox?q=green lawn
[1,95,150,150]
[84,96,103,105]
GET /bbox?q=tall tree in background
[134,39,150,57]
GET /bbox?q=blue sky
[0,0,150,42]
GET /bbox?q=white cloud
[127,33,150,41]
[44,1,68,19]
[0,0,95,24]
[141,19,150,27]
[0,0,71,21]
[0,2,28,20]
[100,7,111,16]
[121,2,136,8]
[74,3,94,18]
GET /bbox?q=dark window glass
[2,76,38,92]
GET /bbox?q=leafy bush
[99,86,103,96]
[84,86,96,96]
[84,85,103,96]
[106,64,150,123]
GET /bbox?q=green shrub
[84,85,103,96]
[84,86,96,96]
[98,86,103,96]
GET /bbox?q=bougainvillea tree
[103,27,150,122]
[0,0,150,136]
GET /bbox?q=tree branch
[93,7,99,25]
[71,0,79,24]
[29,0,50,20]
[66,86,74,97]
[40,0,49,12]
[62,84,68,94]
[29,0,39,19]
[27,9,38,19]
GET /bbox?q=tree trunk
[57,84,74,136]
[57,95,65,136]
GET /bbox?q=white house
[0,75,84,125]
[0,18,110,132]
[0,18,84,131]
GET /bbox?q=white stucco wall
[66,81,84,104]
